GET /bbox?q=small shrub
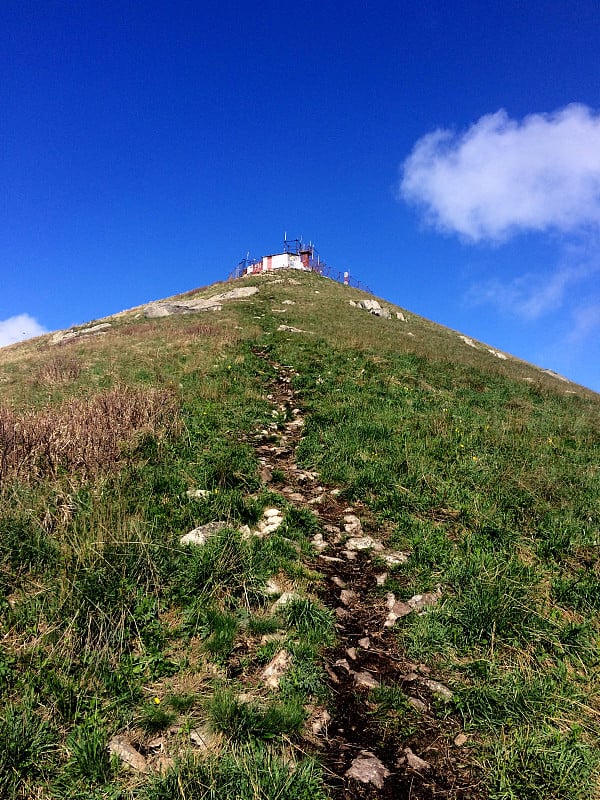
[34,354,83,386]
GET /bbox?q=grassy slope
[0,269,598,799]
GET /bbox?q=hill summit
[0,269,598,800]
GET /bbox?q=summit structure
[232,236,352,284]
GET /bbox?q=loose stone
[108,736,148,772]
[399,747,431,772]
[310,708,331,735]
[354,670,380,689]
[340,589,358,606]
[420,678,453,701]
[346,751,390,789]
[343,514,362,535]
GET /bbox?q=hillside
[0,269,599,800]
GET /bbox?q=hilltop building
[231,236,351,286]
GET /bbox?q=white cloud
[467,262,596,320]
[400,104,600,241]
[566,302,600,345]
[0,314,47,348]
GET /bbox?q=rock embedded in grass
[381,550,410,566]
[180,521,228,546]
[186,488,210,499]
[420,678,453,701]
[270,591,300,612]
[261,649,292,689]
[108,736,148,772]
[256,507,284,535]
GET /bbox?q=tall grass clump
[0,385,179,484]
[0,698,56,799]
[143,746,328,800]
[485,726,598,800]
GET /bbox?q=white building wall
[245,251,309,275]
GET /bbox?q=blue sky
[2,1,600,391]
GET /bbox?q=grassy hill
[0,269,598,799]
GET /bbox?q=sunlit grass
[0,269,598,798]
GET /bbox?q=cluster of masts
[231,235,350,285]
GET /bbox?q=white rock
[261,649,292,689]
[382,551,410,566]
[343,514,363,535]
[271,591,299,611]
[358,299,381,312]
[346,536,384,552]
[265,579,282,595]
[420,678,453,701]
[277,324,309,334]
[186,489,210,499]
[180,521,228,546]
[263,507,282,519]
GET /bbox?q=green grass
[142,745,328,800]
[0,269,598,798]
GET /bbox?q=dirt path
[249,348,483,799]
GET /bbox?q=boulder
[144,286,258,318]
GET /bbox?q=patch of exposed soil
[248,347,483,799]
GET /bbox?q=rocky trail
[249,347,482,799]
